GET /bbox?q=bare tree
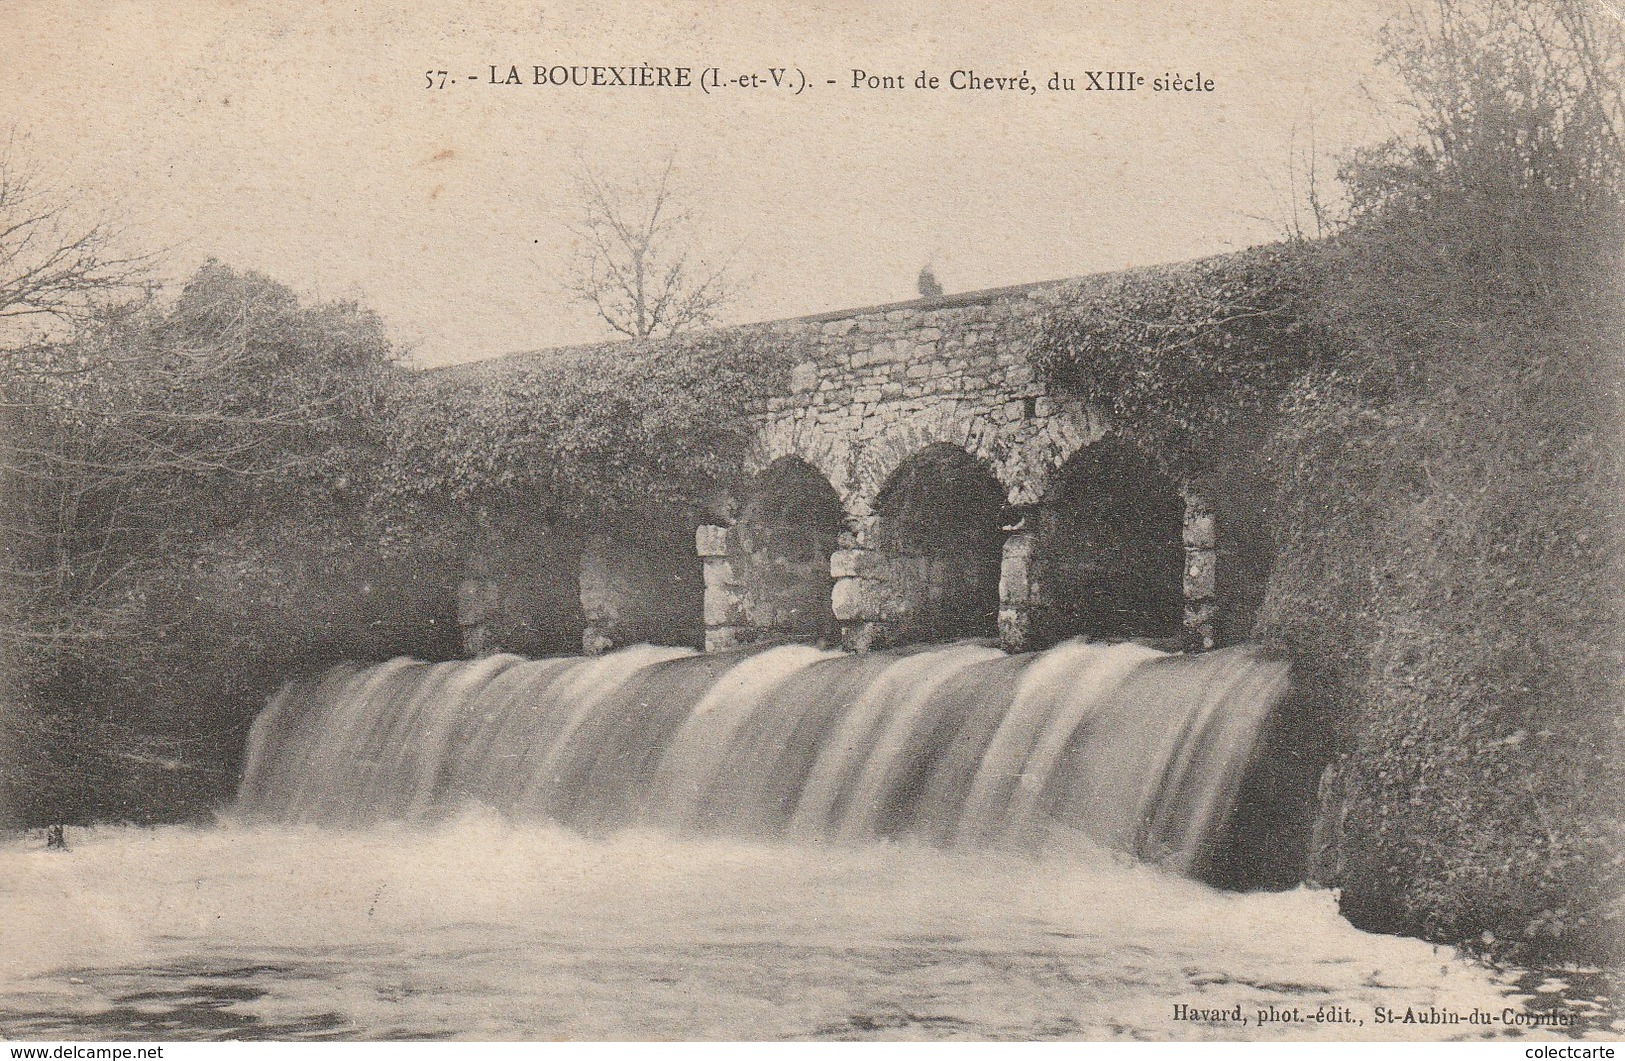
[565,156,740,339]
[0,136,144,341]
[0,141,149,685]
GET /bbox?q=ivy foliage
[384,328,800,523]
[1253,0,1625,965]
[1028,244,1331,472]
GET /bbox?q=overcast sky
[7,0,1402,366]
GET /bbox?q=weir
[237,638,1310,885]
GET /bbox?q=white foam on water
[0,819,1543,1041]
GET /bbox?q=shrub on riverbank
[1032,0,1624,965]
[0,264,461,825]
[1263,0,1624,964]
[1258,311,1624,964]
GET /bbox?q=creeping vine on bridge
[1027,243,1330,475]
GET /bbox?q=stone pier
[1181,491,1219,651]
[996,525,1041,652]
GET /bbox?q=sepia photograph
[0,0,1621,1046]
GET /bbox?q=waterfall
[236,640,1294,878]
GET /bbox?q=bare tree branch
[564,154,742,339]
[0,134,147,341]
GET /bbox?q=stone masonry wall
[695,281,1223,653]
[457,279,1242,657]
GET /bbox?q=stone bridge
[568,278,1240,658]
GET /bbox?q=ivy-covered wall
[418,267,1276,656]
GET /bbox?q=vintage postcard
[0,0,1620,1047]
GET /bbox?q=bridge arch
[1028,438,1187,645]
[697,455,847,651]
[861,443,1008,644]
[847,401,1104,515]
[996,404,1105,506]
[849,407,1004,517]
[735,457,844,642]
[741,417,854,508]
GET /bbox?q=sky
[5,0,1404,367]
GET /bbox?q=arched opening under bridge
[732,457,844,642]
[1031,439,1186,645]
[871,444,1006,644]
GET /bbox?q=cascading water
[10,639,1594,1041]
[236,638,1292,879]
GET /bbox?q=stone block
[790,360,820,393]
[999,564,1030,605]
[705,625,744,653]
[701,556,735,589]
[1184,548,1217,600]
[1183,512,1217,549]
[703,584,748,626]
[1184,599,1217,627]
[997,607,1032,653]
[999,553,1036,604]
[1182,602,1216,652]
[461,624,494,659]
[831,576,876,622]
[582,624,615,657]
[695,524,731,557]
[829,548,872,579]
[840,620,890,654]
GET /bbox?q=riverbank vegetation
[1033,0,1623,963]
[0,266,799,824]
[1264,0,1623,965]
[0,262,452,822]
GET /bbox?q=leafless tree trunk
[0,139,151,686]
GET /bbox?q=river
[0,818,1613,1041]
